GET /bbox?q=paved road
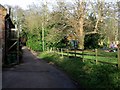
[2,47,77,88]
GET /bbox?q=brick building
[0,4,7,66]
[0,4,19,66]
[0,4,7,48]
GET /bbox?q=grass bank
[39,51,120,89]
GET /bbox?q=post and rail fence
[117,43,120,69]
[46,47,119,68]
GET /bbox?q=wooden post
[75,49,76,58]
[53,47,55,53]
[67,49,69,57]
[61,48,63,58]
[50,47,52,52]
[53,47,54,52]
[95,49,98,64]
[47,47,49,52]
[118,48,120,68]
[48,47,50,52]
[56,48,58,53]
[54,47,56,53]
[82,49,84,62]
[52,47,53,52]
[117,43,120,69]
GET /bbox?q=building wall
[0,4,7,65]
[0,5,7,48]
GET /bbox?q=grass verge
[39,51,120,89]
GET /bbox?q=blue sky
[0,0,119,10]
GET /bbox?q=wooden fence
[118,44,120,69]
[46,47,119,68]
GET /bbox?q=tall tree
[66,0,87,49]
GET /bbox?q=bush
[84,33,100,49]
[26,35,43,51]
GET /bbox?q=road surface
[2,47,77,88]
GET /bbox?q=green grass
[39,51,120,89]
[59,49,118,64]
[84,55,117,64]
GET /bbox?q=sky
[0,0,40,9]
[0,0,59,10]
[0,0,119,10]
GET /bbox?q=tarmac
[2,47,77,88]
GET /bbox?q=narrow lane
[2,47,77,88]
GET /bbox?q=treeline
[12,0,119,51]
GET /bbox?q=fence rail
[46,47,119,67]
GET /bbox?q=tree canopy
[10,0,119,50]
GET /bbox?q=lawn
[58,49,118,64]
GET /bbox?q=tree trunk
[78,15,84,49]
[78,31,85,49]
[78,1,85,50]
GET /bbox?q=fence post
[61,48,63,58]
[117,44,120,69]
[57,48,59,53]
[118,48,120,68]
[75,49,76,58]
[50,47,52,52]
[67,49,69,57]
[82,49,84,62]
[53,47,55,53]
[47,47,49,52]
[52,47,53,52]
[49,47,50,52]
[95,49,98,64]
[54,47,56,53]
[48,47,50,52]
